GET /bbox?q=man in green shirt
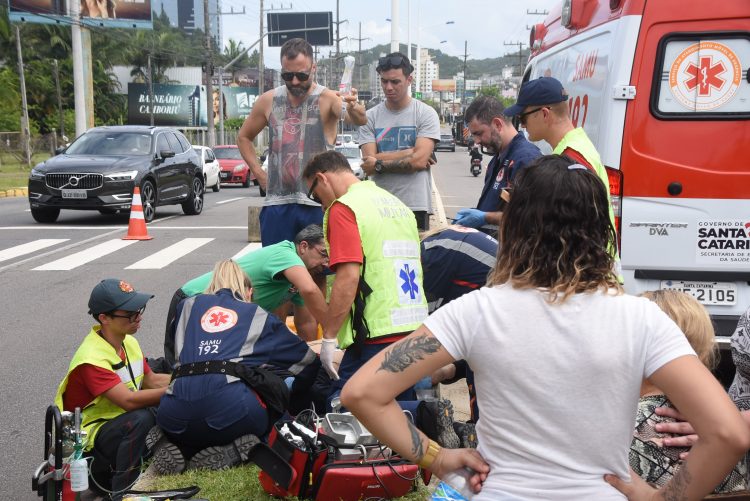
[164,225,329,365]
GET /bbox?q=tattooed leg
[378,334,443,373]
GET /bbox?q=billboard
[432,79,457,92]
[266,12,333,47]
[8,0,152,28]
[127,83,258,127]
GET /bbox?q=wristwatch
[374,160,385,173]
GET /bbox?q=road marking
[232,242,262,260]
[125,238,214,269]
[33,239,138,271]
[216,197,247,205]
[0,239,69,263]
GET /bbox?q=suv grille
[45,173,104,190]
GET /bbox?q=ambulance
[525,0,750,382]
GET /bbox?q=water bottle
[339,55,356,114]
[431,468,475,500]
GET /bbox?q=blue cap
[88,279,154,315]
[503,77,569,117]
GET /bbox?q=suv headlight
[105,170,138,181]
[30,168,45,180]
[233,164,246,173]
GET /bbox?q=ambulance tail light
[606,166,623,251]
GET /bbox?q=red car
[212,145,258,190]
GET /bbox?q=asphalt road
[0,146,484,499]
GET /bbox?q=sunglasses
[108,306,146,322]
[377,55,412,72]
[516,107,547,126]
[307,171,326,203]
[281,67,313,82]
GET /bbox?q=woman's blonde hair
[640,289,717,369]
[205,259,252,302]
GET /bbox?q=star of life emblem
[200,306,238,333]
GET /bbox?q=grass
[142,463,431,501]
[0,152,50,191]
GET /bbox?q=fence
[0,132,62,167]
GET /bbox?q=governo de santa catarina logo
[200,306,238,333]
[669,41,741,111]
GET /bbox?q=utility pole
[259,0,264,93]
[350,22,371,92]
[462,40,469,113]
[52,59,64,140]
[390,0,400,53]
[204,0,215,146]
[15,25,31,167]
[215,5,245,145]
[503,40,527,76]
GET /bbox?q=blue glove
[454,208,486,228]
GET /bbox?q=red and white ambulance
[525,0,750,376]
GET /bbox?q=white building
[418,48,439,94]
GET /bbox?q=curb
[0,187,28,198]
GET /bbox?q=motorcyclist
[469,144,483,163]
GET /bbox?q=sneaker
[187,434,260,471]
[150,436,186,475]
[417,398,461,449]
[453,421,478,449]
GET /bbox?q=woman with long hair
[341,155,750,500]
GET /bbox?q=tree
[478,86,500,99]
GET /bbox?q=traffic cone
[123,186,153,240]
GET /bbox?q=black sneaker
[187,434,260,471]
[150,436,186,475]
[416,399,461,449]
[453,421,477,449]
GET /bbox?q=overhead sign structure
[266,12,333,47]
[127,83,259,127]
[7,0,153,28]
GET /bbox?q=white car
[335,145,365,179]
[193,145,221,192]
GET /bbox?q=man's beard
[287,80,312,97]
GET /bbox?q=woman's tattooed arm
[378,334,443,373]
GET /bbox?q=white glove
[320,338,340,380]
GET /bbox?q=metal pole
[415,0,420,95]
[462,40,468,112]
[390,0,399,53]
[204,0,215,146]
[259,0,264,94]
[219,69,225,145]
[147,53,154,126]
[15,25,31,167]
[53,59,65,140]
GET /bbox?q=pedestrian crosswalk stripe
[0,239,69,263]
[125,238,214,270]
[33,239,138,271]
[232,242,262,260]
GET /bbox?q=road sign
[414,92,423,99]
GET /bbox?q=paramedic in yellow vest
[303,150,428,408]
[504,76,621,277]
[54,279,170,499]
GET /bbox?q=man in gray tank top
[238,38,367,246]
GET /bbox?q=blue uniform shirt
[476,133,541,213]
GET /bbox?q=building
[418,48,439,95]
[152,0,222,47]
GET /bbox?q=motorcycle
[470,157,482,177]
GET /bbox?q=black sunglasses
[377,55,413,72]
[516,107,546,125]
[281,68,312,82]
[108,306,146,322]
[307,171,326,203]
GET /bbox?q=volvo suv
[28,126,204,223]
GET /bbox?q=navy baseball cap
[504,77,569,117]
[88,279,154,315]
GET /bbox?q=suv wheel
[212,177,221,192]
[140,180,157,223]
[182,176,204,215]
[31,207,60,223]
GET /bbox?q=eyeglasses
[306,171,326,203]
[280,67,313,82]
[108,306,146,322]
[377,55,412,72]
[516,107,546,126]
[313,246,329,259]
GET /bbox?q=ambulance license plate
[660,280,737,306]
[61,189,87,199]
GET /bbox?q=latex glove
[320,338,340,380]
[454,208,486,228]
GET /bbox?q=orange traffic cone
[123,186,153,240]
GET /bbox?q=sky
[219,0,560,69]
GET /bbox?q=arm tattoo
[384,155,414,173]
[378,334,442,373]
[406,419,424,461]
[662,465,691,501]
